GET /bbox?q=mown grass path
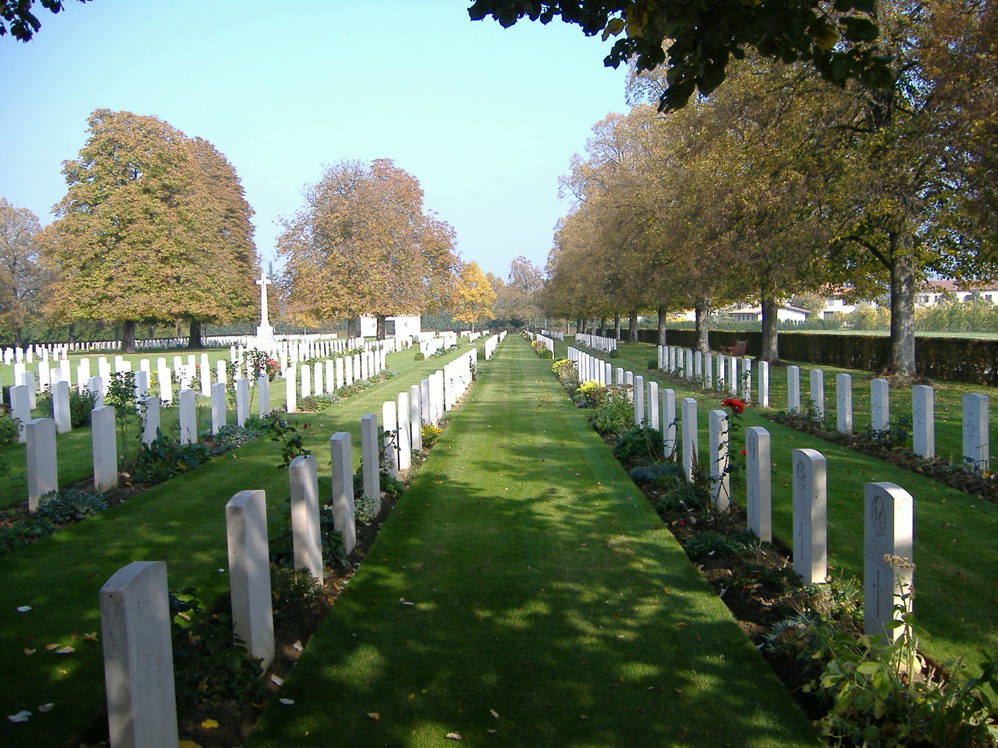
[249,337,817,747]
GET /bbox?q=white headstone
[257,373,270,417]
[133,396,158,447]
[708,409,730,511]
[661,389,677,458]
[758,360,769,408]
[300,364,311,399]
[225,490,275,667]
[284,366,297,413]
[235,378,249,427]
[178,389,197,445]
[728,355,738,396]
[100,561,178,748]
[863,482,914,643]
[329,432,357,554]
[211,382,227,435]
[26,417,58,511]
[792,448,827,585]
[633,375,645,426]
[396,391,412,470]
[9,384,29,443]
[382,401,399,479]
[289,455,323,583]
[787,365,801,414]
[199,353,212,397]
[962,393,989,472]
[741,358,752,403]
[158,366,173,406]
[912,385,935,458]
[409,384,422,452]
[313,361,324,396]
[809,369,824,420]
[360,413,381,515]
[745,426,771,542]
[716,354,725,391]
[92,404,118,491]
[647,380,659,431]
[836,373,853,434]
[681,397,698,482]
[21,369,36,409]
[870,378,890,432]
[53,379,71,434]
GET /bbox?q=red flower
[721,398,745,414]
[740,448,747,456]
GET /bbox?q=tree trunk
[121,320,136,353]
[694,297,710,352]
[628,310,639,342]
[376,314,387,341]
[614,314,621,341]
[599,317,607,337]
[347,316,361,339]
[576,318,584,336]
[888,242,917,376]
[187,319,203,349]
[759,293,780,363]
[657,305,667,347]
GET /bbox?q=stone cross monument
[255,271,275,345]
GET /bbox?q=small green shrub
[0,410,19,447]
[36,488,107,524]
[612,427,663,464]
[133,431,211,484]
[169,588,268,709]
[270,566,323,626]
[629,462,680,486]
[297,394,336,412]
[593,386,632,435]
[0,514,56,552]
[69,388,97,428]
[210,424,257,454]
[551,358,578,389]
[355,494,379,525]
[414,351,426,361]
[655,481,706,512]
[683,530,755,560]
[575,380,606,408]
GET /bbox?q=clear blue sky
[0,0,628,281]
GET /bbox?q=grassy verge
[569,338,998,695]
[0,341,480,746]
[247,335,817,747]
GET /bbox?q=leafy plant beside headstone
[0,408,19,447]
[105,371,137,463]
[132,431,211,484]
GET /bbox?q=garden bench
[719,339,747,357]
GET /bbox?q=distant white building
[357,315,421,339]
[727,305,810,323]
[916,280,998,306]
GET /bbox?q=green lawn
[0,341,481,747]
[248,336,817,747]
[570,338,998,696]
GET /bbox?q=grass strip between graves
[578,339,998,697]
[0,342,479,747]
[247,336,818,747]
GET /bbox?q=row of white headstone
[525,331,555,354]
[282,348,388,413]
[541,329,565,341]
[94,335,505,747]
[418,331,458,358]
[566,350,916,652]
[575,332,617,352]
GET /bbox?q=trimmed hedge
[625,329,997,386]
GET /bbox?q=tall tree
[278,159,458,338]
[0,197,43,344]
[39,109,259,352]
[0,0,89,41]
[450,261,496,331]
[494,256,544,327]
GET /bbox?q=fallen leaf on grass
[37,703,54,713]
[278,698,295,706]
[675,622,688,628]
[292,640,303,652]
[445,732,462,740]
[16,606,31,613]
[23,649,35,656]
[200,718,219,729]
[54,646,75,655]
[7,710,31,723]
[489,709,499,719]
[270,674,284,686]
[366,712,380,721]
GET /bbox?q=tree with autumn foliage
[278,159,458,339]
[450,261,496,331]
[0,197,45,344]
[39,109,259,351]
